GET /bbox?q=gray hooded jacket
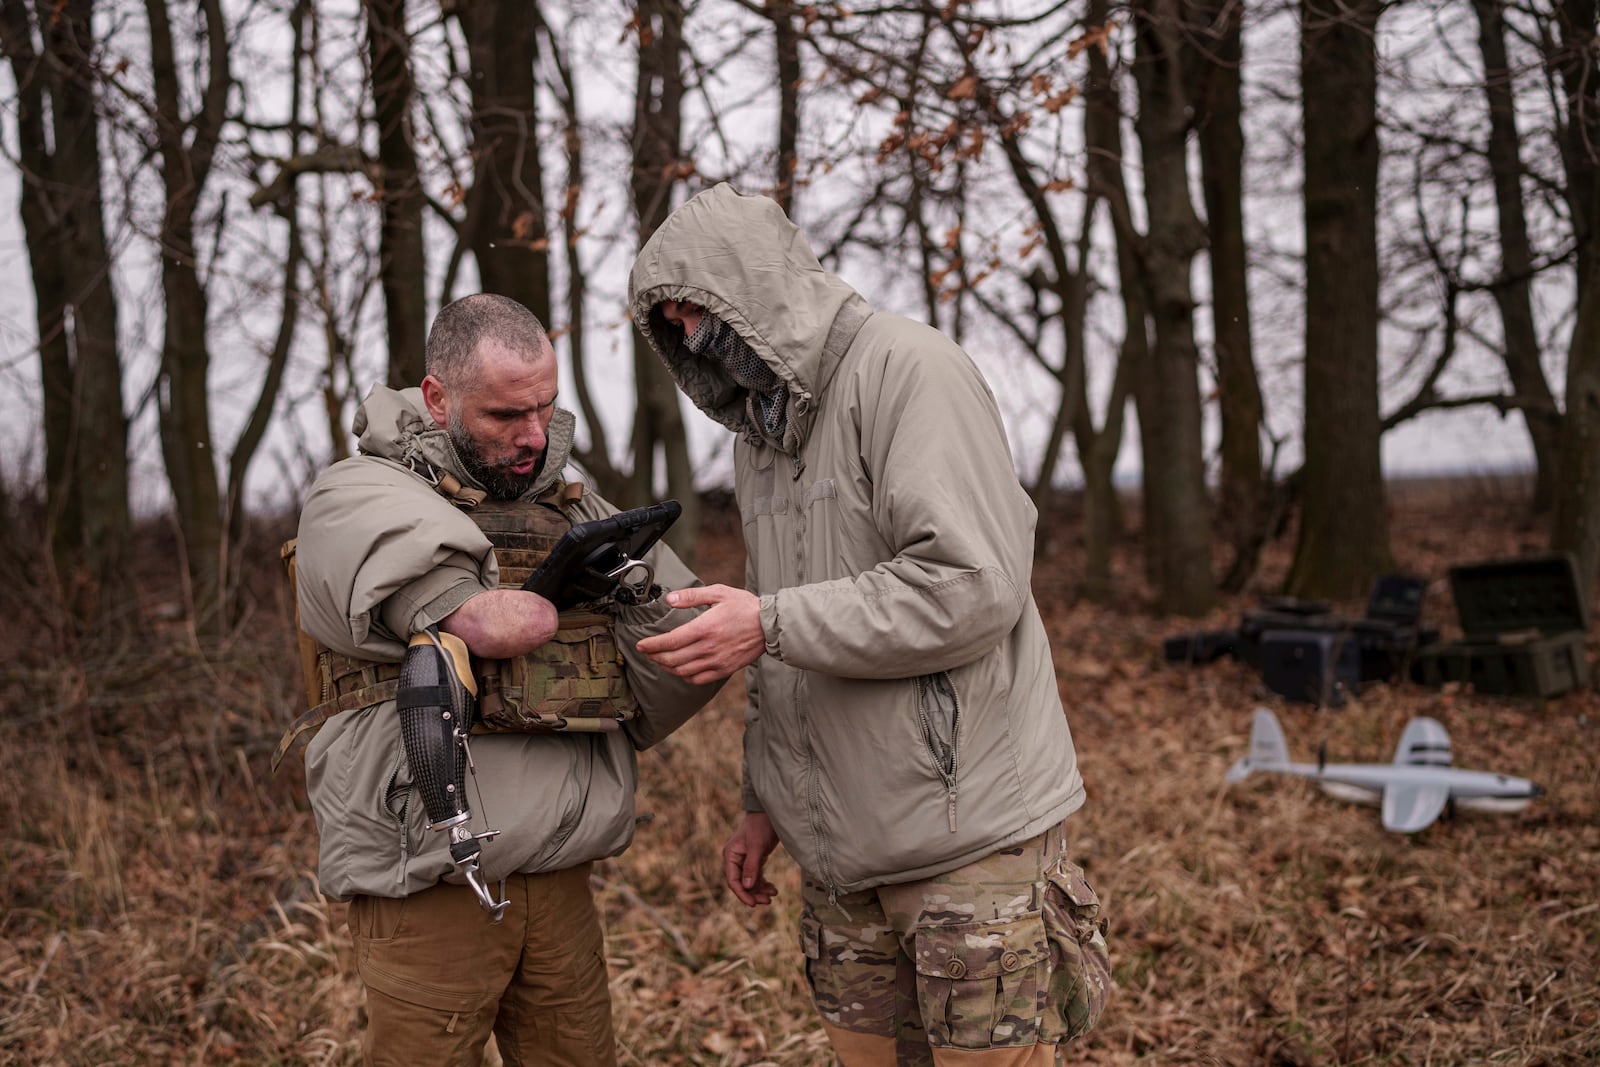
[630,184,1086,895]
[294,386,720,901]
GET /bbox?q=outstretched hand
[723,812,780,907]
[635,584,766,685]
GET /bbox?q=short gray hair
[425,294,551,389]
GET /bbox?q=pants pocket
[349,893,411,944]
[1041,858,1112,1042]
[799,893,900,1038]
[912,914,1049,1049]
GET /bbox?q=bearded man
[292,294,722,1066]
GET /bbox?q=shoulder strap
[271,659,403,775]
[281,539,325,713]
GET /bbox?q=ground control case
[1259,629,1362,707]
[1232,577,1435,682]
[1410,554,1591,698]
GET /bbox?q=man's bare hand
[723,812,780,907]
[635,584,765,684]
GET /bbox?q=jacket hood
[628,183,869,448]
[352,384,577,501]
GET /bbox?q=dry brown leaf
[947,74,979,101]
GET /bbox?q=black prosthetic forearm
[396,628,508,921]
[397,630,475,833]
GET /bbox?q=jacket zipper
[799,649,844,904]
[806,743,843,906]
[915,674,961,833]
[384,754,410,886]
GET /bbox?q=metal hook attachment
[449,823,509,922]
[606,556,657,605]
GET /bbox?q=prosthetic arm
[397,628,508,921]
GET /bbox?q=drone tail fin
[1226,707,1292,783]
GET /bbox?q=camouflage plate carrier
[273,478,637,774]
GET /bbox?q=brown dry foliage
[1,477,1597,1066]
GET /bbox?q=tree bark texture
[364,0,428,388]
[458,1,551,329]
[148,0,230,630]
[770,0,802,214]
[1079,0,1144,600]
[1132,0,1216,616]
[227,0,310,586]
[1190,0,1267,592]
[1473,0,1561,513]
[1548,0,1600,595]
[1286,0,1393,601]
[541,16,628,504]
[0,0,133,627]
[631,0,699,561]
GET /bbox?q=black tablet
[520,500,682,609]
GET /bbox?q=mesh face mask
[685,312,789,440]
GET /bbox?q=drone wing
[1393,717,1452,767]
[1381,783,1451,832]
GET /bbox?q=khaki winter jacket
[294,386,720,901]
[630,184,1086,895]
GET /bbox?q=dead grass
[1,481,1596,1065]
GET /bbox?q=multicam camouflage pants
[800,823,1110,1067]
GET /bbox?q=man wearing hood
[292,294,722,1066]
[628,184,1110,1066]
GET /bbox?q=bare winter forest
[2,479,1598,1065]
[3,0,1600,1063]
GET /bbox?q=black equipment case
[1259,628,1361,707]
[1162,629,1239,665]
[1409,554,1591,698]
[1235,577,1435,683]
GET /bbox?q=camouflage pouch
[1041,857,1112,1042]
[912,913,1052,1049]
[474,610,638,733]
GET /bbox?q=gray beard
[448,413,542,501]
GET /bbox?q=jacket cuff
[758,594,782,658]
[381,575,487,639]
[741,779,765,813]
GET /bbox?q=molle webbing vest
[272,480,638,774]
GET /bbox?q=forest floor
[1,474,1596,1066]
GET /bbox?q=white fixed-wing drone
[1225,708,1544,833]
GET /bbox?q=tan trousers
[347,862,615,1067]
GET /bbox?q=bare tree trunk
[148,0,231,632]
[1132,0,1215,616]
[540,14,627,504]
[364,0,427,387]
[228,0,310,597]
[1191,0,1267,593]
[769,0,802,214]
[1,0,133,629]
[902,19,943,329]
[1286,0,1393,600]
[631,0,699,562]
[457,1,551,328]
[1548,0,1600,594]
[1473,0,1561,513]
[1082,0,1145,600]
